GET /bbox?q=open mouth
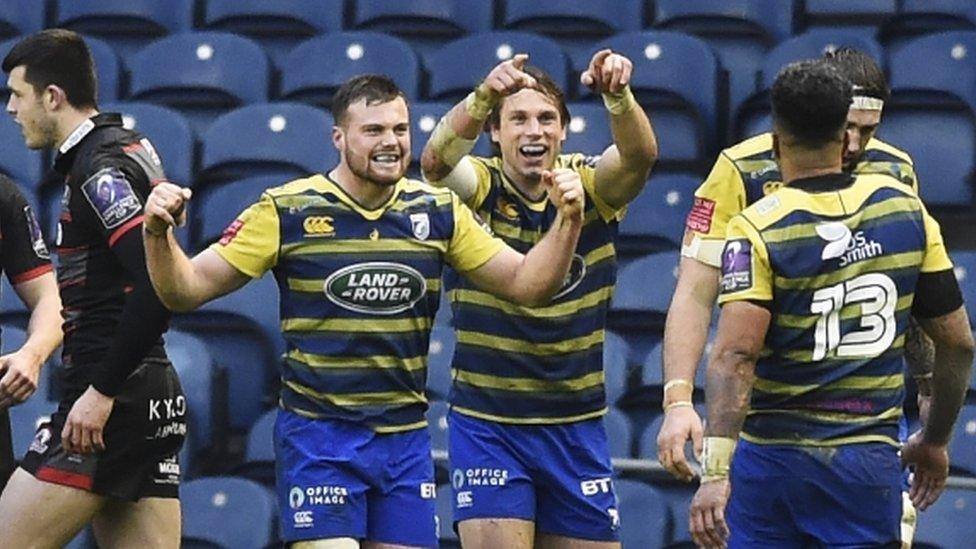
[371,151,401,166]
[519,144,548,160]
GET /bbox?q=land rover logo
[324,262,427,314]
[553,254,586,299]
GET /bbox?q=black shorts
[0,408,14,492]
[21,359,186,500]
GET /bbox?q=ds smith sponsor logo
[816,222,883,267]
[324,262,426,315]
[303,216,335,237]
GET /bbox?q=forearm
[421,86,494,182]
[905,316,935,395]
[704,350,756,438]
[144,229,212,312]
[663,259,721,400]
[923,343,973,444]
[607,88,657,170]
[20,291,62,364]
[508,212,582,305]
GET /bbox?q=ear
[489,121,500,145]
[332,125,343,153]
[43,84,66,111]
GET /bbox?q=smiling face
[843,107,882,172]
[490,88,567,187]
[334,96,411,187]
[5,65,58,149]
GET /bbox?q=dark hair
[2,29,97,109]
[771,60,852,148]
[486,65,570,135]
[823,47,890,103]
[331,74,406,126]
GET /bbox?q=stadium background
[0,1,974,547]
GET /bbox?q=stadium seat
[410,102,454,166]
[953,251,976,326]
[0,109,43,191]
[192,176,278,250]
[202,0,344,64]
[426,400,450,453]
[659,483,696,544]
[636,339,665,388]
[802,0,898,29]
[435,483,458,541]
[173,273,283,431]
[880,1,976,50]
[603,406,632,458]
[563,103,613,156]
[615,479,670,548]
[618,173,700,253]
[352,0,493,39]
[181,477,278,549]
[950,404,976,476]
[876,109,975,206]
[55,0,194,56]
[426,324,456,400]
[0,276,27,320]
[889,31,976,113]
[165,330,225,473]
[128,32,270,133]
[280,33,420,106]
[736,30,885,138]
[199,103,334,186]
[602,330,631,405]
[611,251,680,318]
[914,488,976,546]
[104,102,193,187]
[237,407,277,487]
[425,32,568,103]
[0,0,44,38]
[654,0,795,133]
[5,326,57,456]
[579,32,719,164]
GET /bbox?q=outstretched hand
[580,49,633,95]
[481,53,539,103]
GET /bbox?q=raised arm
[462,168,582,306]
[582,49,658,209]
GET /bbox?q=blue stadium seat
[426,400,450,453]
[181,477,278,549]
[881,1,976,50]
[602,330,631,406]
[237,407,277,487]
[637,339,665,387]
[427,324,456,400]
[281,33,420,106]
[889,31,976,113]
[104,102,193,187]
[203,0,344,65]
[615,479,670,548]
[611,251,680,317]
[0,0,44,38]
[5,326,57,457]
[352,0,493,39]
[192,176,278,250]
[199,103,334,186]
[173,273,283,431]
[803,0,897,28]
[435,483,458,541]
[914,488,976,546]
[603,407,632,458]
[953,251,976,325]
[55,0,194,56]
[619,173,700,252]
[638,413,665,460]
[0,110,43,191]
[410,102,454,165]
[165,330,224,472]
[654,0,794,131]
[580,32,719,164]
[425,32,568,103]
[659,483,696,544]
[876,110,975,206]
[949,404,976,475]
[564,103,612,156]
[736,30,885,138]
[0,276,27,319]
[129,32,270,133]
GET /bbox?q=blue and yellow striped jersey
[685,133,917,267]
[210,175,504,433]
[446,154,623,424]
[718,172,952,447]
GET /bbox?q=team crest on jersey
[720,239,753,293]
[410,213,430,240]
[496,196,519,220]
[553,254,586,299]
[23,205,49,259]
[303,216,335,237]
[324,261,427,314]
[80,167,142,229]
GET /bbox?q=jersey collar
[321,174,405,221]
[788,172,855,193]
[54,113,124,174]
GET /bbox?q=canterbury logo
[303,216,335,236]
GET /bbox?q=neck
[329,163,397,210]
[778,144,844,185]
[501,160,546,201]
[56,108,99,148]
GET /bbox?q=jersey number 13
[810,273,898,361]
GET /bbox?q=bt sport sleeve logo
[81,168,143,229]
[720,238,753,293]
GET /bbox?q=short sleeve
[0,178,52,284]
[717,215,773,305]
[920,203,952,273]
[209,193,281,278]
[446,193,505,272]
[79,166,148,246]
[682,154,747,268]
[466,156,495,210]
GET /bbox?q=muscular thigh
[0,467,104,549]
[92,496,180,549]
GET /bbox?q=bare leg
[292,539,360,548]
[92,496,180,549]
[0,468,104,549]
[535,533,620,549]
[458,518,534,549]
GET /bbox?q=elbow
[156,291,200,313]
[420,150,449,184]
